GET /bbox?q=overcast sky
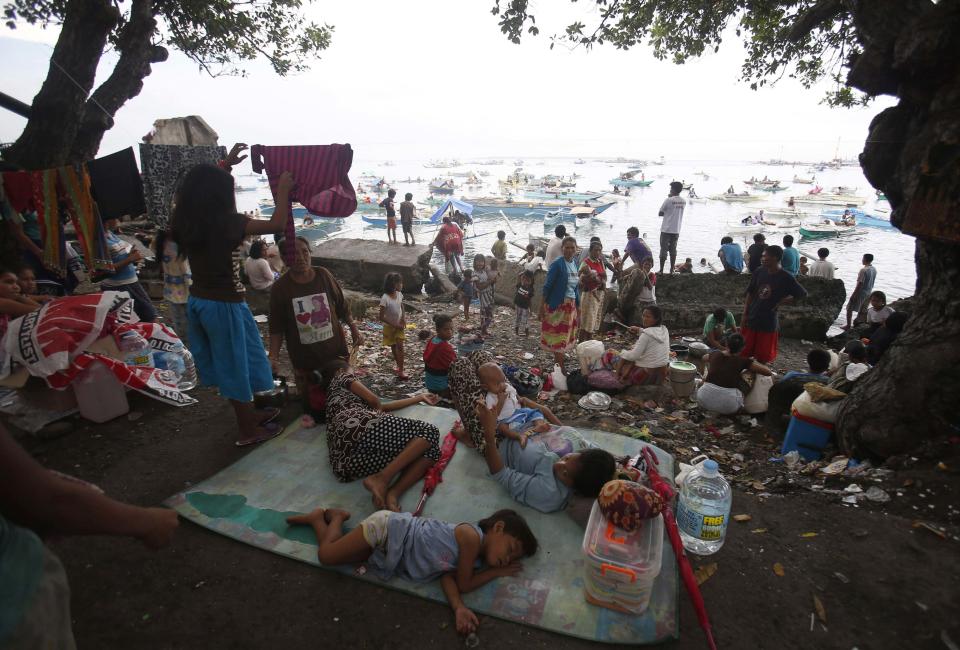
[0,1,895,162]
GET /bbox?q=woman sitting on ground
[696,333,773,415]
[600,305,671,385]
[243,240,277,291]
[321,359,444,513]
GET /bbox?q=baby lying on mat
[479,364,561,448]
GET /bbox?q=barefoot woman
[322,360,442,511]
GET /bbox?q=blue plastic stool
[782,411,834,461]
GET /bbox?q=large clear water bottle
[177,344,197,391]
[675,459,732,555]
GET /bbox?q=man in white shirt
[658,181,686,274]
[543,224,567,267]
[808,247,836,279]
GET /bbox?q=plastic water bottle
[118,331,153,368]
[177,344,197,391]
[675,459,732,555]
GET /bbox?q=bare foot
[385,489,401,513]
[362,474,390,509]
[451,425,476,448]
[286,507,325,526]
[324,508,351,523]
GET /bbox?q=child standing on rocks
[423,314,457,398]
[474,255,496,337]
[514,270,534,337]
[456,269,475,320]
[379,272,408,380]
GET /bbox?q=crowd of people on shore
[0,149,908,645]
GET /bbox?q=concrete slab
[311,239,432,292]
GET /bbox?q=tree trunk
[836,0,960,458]
[69,0,168,163]
[3,0,118,170]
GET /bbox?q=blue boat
[468,201,615,219]
[609,178,654,188]
[522,189,606,202]
[361,215,431,228]
[821,208,893,230]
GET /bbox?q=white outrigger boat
[708,191,764,202]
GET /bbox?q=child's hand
[277,171,295,194]
[519,433,528,449]
[628,325,641,335]
[474,401,497,434]
[421,393,440,406]
[454,605,479,635]
[226,142,249,166]
[127,248,143,264]
[494,561,523,577]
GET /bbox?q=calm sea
[235,157,915,308]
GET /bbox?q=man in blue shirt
[474,391,614,513]
[781,235,800,276]
[718,236,744,274]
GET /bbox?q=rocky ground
[7,297,960,649]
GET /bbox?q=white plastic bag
[551,364,568,392]
[576,340,605,375]
[743,374,774,414]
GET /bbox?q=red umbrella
[413,430,459,517]
[642,446,719,650]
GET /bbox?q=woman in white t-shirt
[244,240,277,290]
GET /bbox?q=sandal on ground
[257,407,280,426]
[235,421,283,447]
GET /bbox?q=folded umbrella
[413,429,459,517]
[641,446,719,650]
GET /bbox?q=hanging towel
[59,165,113,272]
[250,144,357,264]
[34,170,63,273]
[140,144,227,229]
[86,147,146,221]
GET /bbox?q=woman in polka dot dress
[322,360,442,512]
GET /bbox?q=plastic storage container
[676,459,732,555]
[582,500,664,614]
[782,411,834,461]
[74,361,129,423]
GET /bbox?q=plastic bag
[576,340,605,375]
[743,374,774,414]
[550,364,568,392]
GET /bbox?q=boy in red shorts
[740,245,807,363]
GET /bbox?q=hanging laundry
[86,147,146,221]
[140,143,226,229]
[60,165,113,273]
[250,144,357,264]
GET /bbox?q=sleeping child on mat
[479,363,561,448]
[286,506,537,635]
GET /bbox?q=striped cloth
[250,144,357,265]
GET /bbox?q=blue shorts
[187,297,273,402]
[503,407,545,434]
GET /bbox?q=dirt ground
[9,300,960,650]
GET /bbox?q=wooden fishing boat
[522,189,605,202]
[790,194,867,207]
[792,175,815,184]
[429,180,456,194]
[708,192,764,202]
[799,219,856,238]
[609,178,654,188]
[361,215,431,228]
[821,208,893,230]
[470,199,615,219]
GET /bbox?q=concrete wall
[620,271,847,340]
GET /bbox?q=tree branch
[69,0,167,161]
[788,0,843,42]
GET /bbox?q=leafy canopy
[3,0,332,76]
[491,0,867,107]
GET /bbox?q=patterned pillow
[597,480,664,532]
[448,350,496,453]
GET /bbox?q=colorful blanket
[166,405,678,644]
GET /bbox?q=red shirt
[423,337,457,373]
